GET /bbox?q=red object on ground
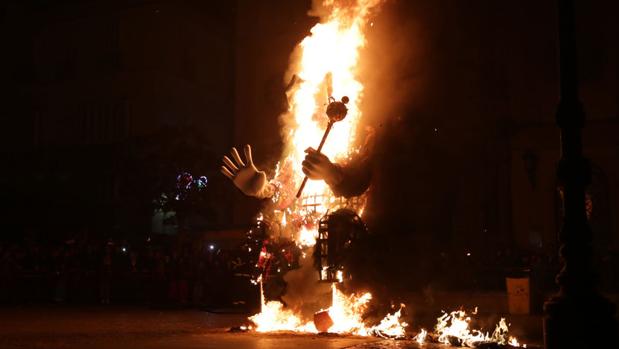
[313,310,334,333]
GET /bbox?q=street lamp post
[543,1,618,348]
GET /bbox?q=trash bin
[505,269,530,315]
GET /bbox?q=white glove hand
[221,145,272,198]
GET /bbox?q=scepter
[296,96,349,198]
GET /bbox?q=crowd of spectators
[2,234,618,310]
[0,235,257,309]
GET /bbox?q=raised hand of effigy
[221,144,270,198]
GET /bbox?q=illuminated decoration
[154,172,208,209]
[151,171,208,234]
[175,172,207,201]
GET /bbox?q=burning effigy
[221,0,527,347]
[220,0,408,337]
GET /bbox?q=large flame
[247,0,410,338]
[328,283,373,335]
[328,284,408,337]
[270,0,381,243]
[250,280,407,337]
[249,280,316,333]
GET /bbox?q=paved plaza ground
[0,305,545,349]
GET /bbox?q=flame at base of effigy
[247,280,407,338]
[246,288,529,347]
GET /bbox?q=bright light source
[209,244,215,251]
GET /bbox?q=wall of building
[1,0,238,237]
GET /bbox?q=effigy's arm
[329,155,372,198]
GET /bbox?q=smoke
[280,0,388,157]
[289,0,428,148]
[281,247,331,320]
[307,0,331,18]
[358,1,430,133]
[308,0,384,20]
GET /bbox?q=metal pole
[543,1,618,347]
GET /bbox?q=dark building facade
[1,1,237,239]
[1,0,618,290]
